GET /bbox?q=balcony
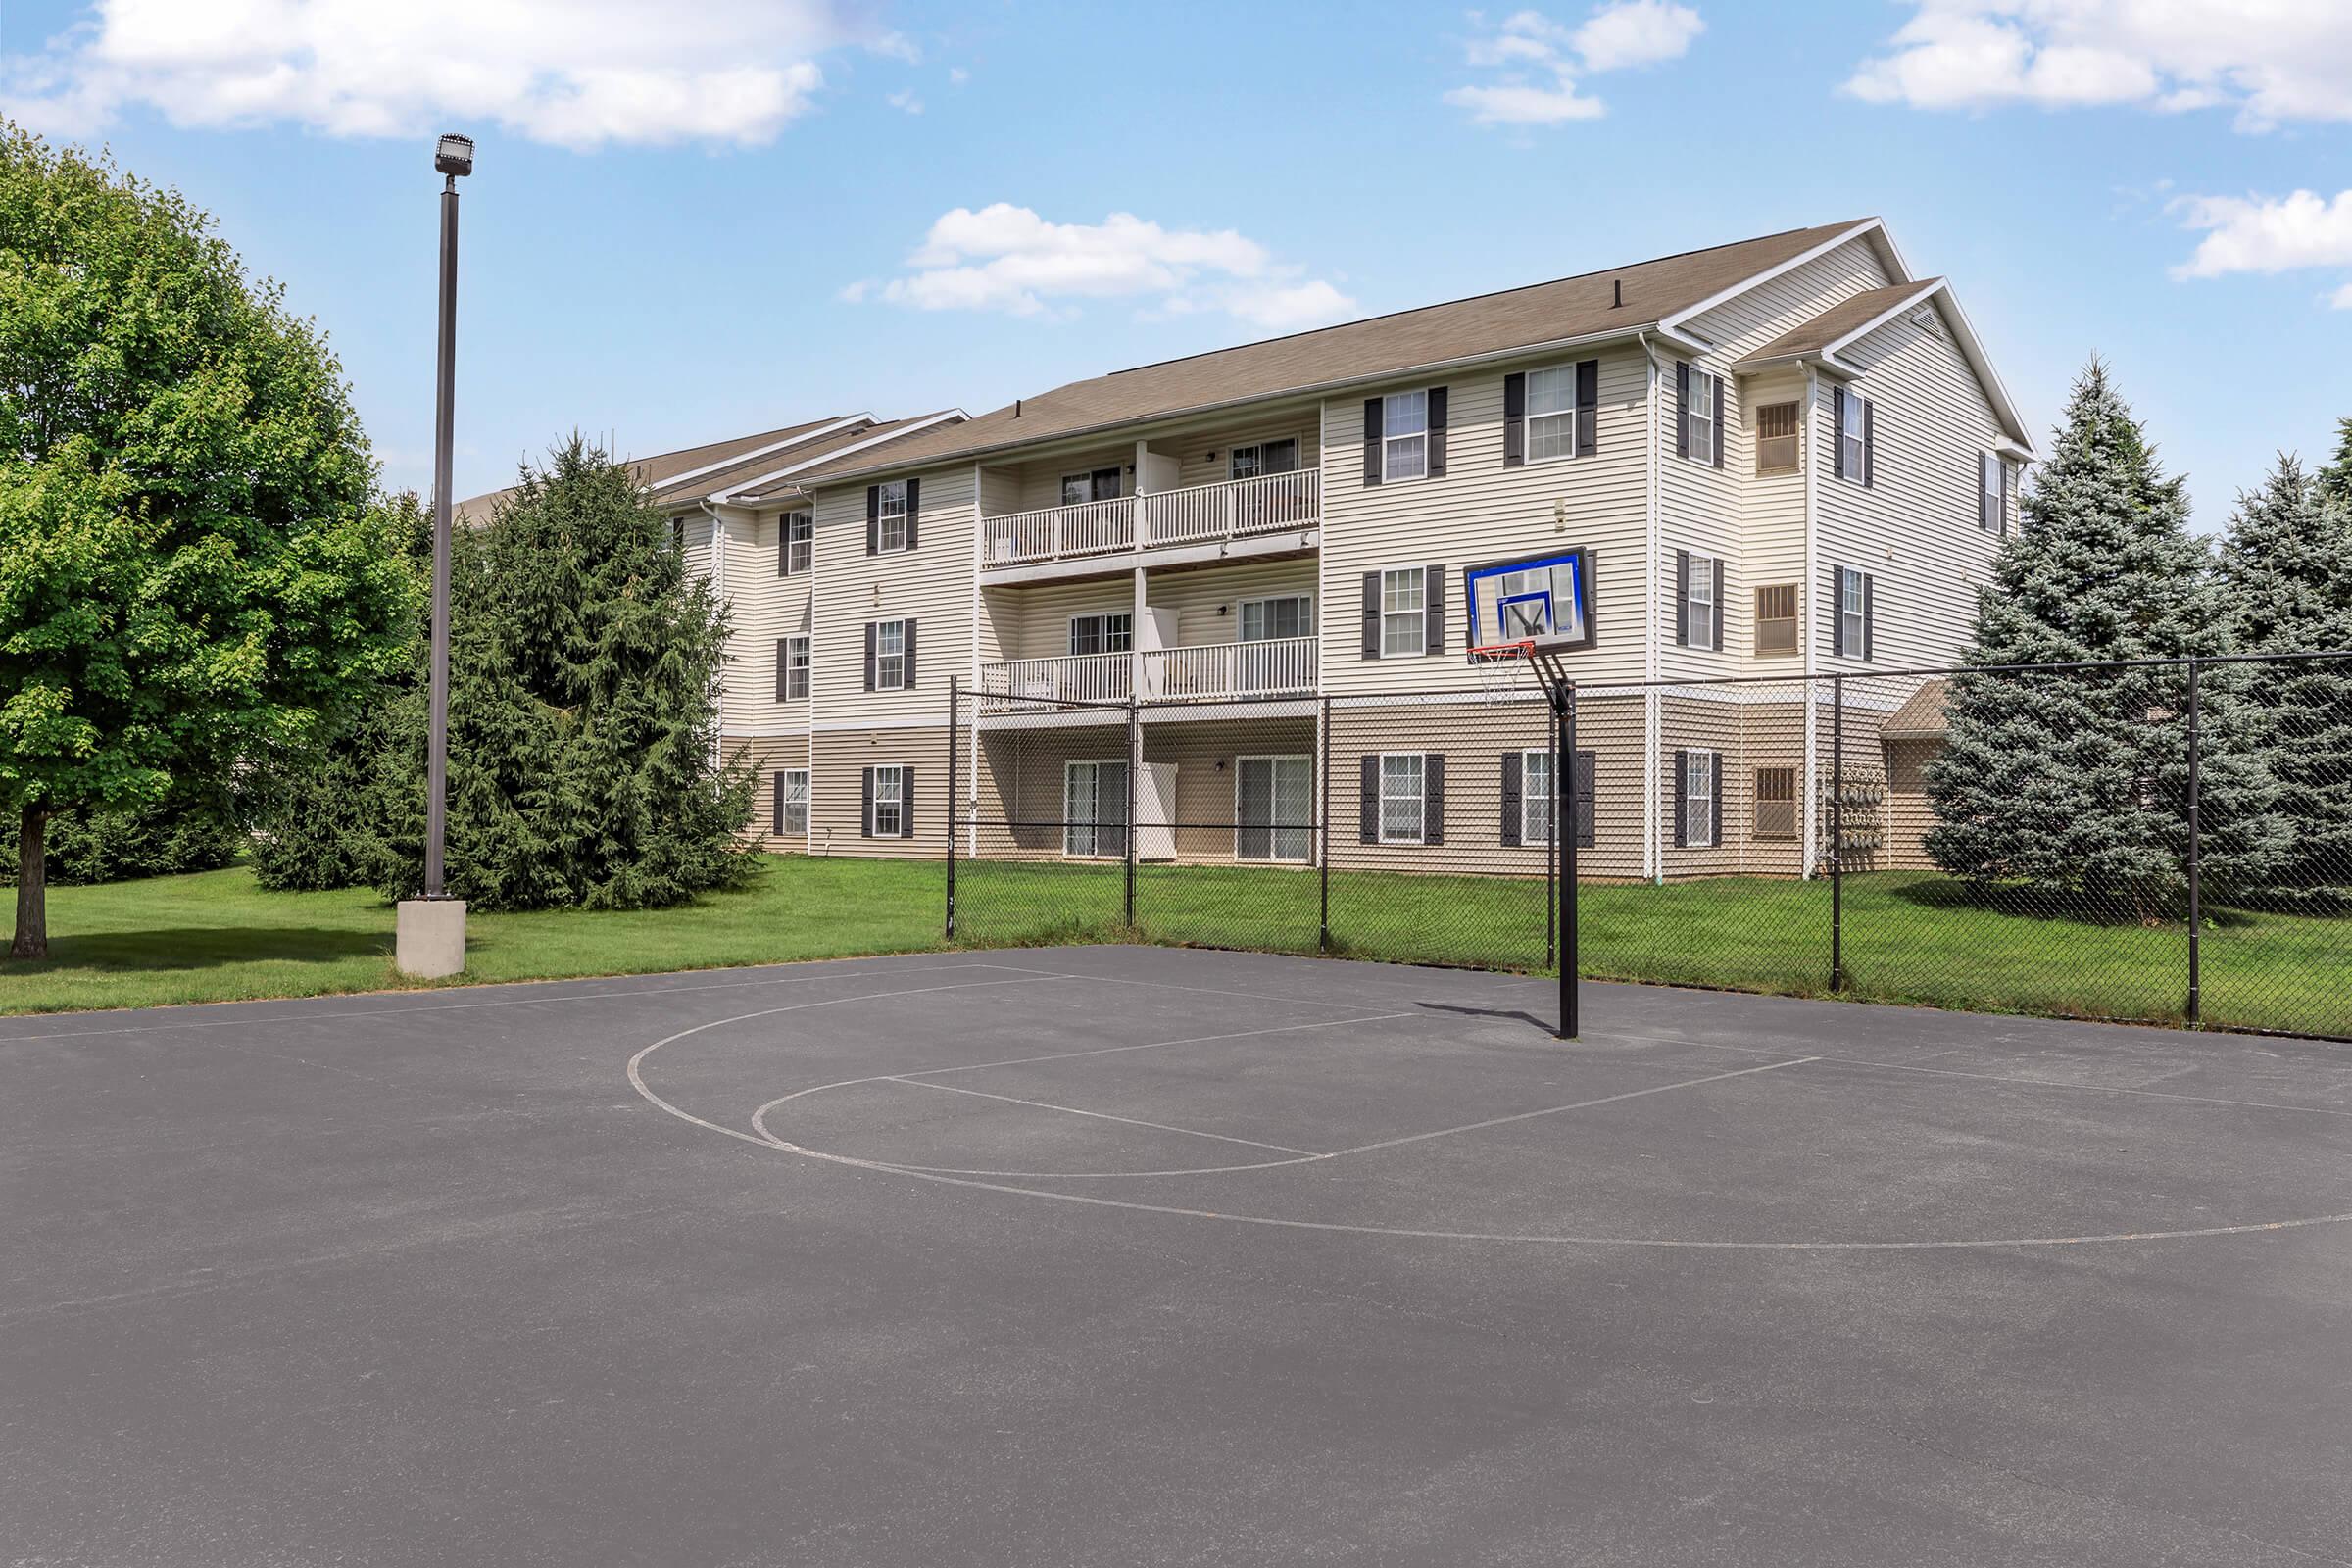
[981,469,1319,568]
[978,637,1316,712]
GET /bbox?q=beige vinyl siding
[1738,370,1811,664]
[1158,411,1323,491]
[808,467,975,720]
[1148,558,1317,651]
[1004,445,1138,514]
[982,558,1318,664]
[674,511,713,584]
[1816,295,2009,672]
[729,733,816,853]
[1656,354,1746,682]
[979,714,1317,864]
[719,508,814,727]
[1317,347,1652,696]
[810,726,953,858]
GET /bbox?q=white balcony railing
[981,496,1135,565]
[1139,469,1320,549]
[977,651,1133,705]
[1141,637,1317,700]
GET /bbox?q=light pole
[398,132,474,979]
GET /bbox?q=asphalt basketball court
[5,946,2348,1564]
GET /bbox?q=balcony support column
[1132,564,1149,699]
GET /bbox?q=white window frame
[1381,391,1429,483]
[1838,394,1868,486]
[876,480,909,553]
[1687,369,1718,466]
[1060,466,1124,506]
[1229,436,1302,482]
[1520,748,1554,847]
[1067,612,1133,658]
[1379,753,1427,846]
[1525,365,1579,464]
[779,768,809,836]
[1235,754,1313,863]
[1380,566,1426,659]
[1683,750,1717,851]
[783,510,812,574]
[1062,759,1128,858]
[783,634,809,701]
[874,618,907,691]
[1981,451,2005,532]
[1838,568,1868,661]
[1240,595,1310,643]
[1686,551,1718,650]
[871,764,905,839]
[1755,400,1801,475]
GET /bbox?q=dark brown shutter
[2000,458,2011,537]
[1709,753,1724,845]
[1862,572,1876,661]
[860,767,875,837]
[863,622,877,690]
[1424,564,1446,655]
[905,478,920,548]
[1832,389,1847,481]
[1423,754,1445,845]
[1359,755,1380,843]
[1672,750,1689,847]
[902,768,914,839]
[777,516,789,576]
[1575,360,1599,455]
[1710,557,1726,651]
[903,620,917,687]
[1675,361,1690,459]
[1830,567,1845,658]
[1978,452,1992,531]
[1574,749,1595,849]
[1360,572,1382,660]
[772,772,787,835]
[1500,752,1523,846]
[1502,372,1526,467]
[1711,372,1726,470]
[865,486,879,554]
[1674,550,1690,646]
[775,638,791,702]
[1426,387,1447,476]
[1863,400,1876,488]
[1362,398,1383,486]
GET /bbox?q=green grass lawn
[7,855,2347,1038]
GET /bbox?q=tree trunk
[11,808,46,960]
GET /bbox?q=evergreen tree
[1924,360,2284,913]
[2316,416,2352,511]
[2217,454,2352,906]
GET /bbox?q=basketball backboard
[1463,547,1593,656]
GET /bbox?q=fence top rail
[1560,647,2352,696]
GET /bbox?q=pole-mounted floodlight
[402,131,474,977]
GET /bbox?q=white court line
[1313,1057,1821,1157]
[0,960,1031,1046]
[888,1078,1321,1156]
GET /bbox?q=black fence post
[1545,701,1557,967]
[1318,694,1333,954]
[1124,694,1139,933]
[946,674,957,940]
[2186,656,2202,1027]
[1831,675,1845,993]
[1558,682,1578,1042]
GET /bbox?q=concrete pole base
[396,899,467,979]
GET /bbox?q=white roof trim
[653,413,874,492]
[1658,220,1899,340]
[711,409,969,504]
[1815,279,1946,361]
[1837,280,2034,456]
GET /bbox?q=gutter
[711,408,968,505]
[1639,329,1662,884]
[1800,364,1821,882]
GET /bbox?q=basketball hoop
[1468,640,1536,705]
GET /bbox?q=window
[1838,393,1868,484]
[783,634,809,700]
[874,619,907,690]
[1754,584,1799,657]
[1380,567,1426,658]
[1229,439,1299,480]
[776,769,809,836]
[1237,756,1312,862]
[1754,766,1797,842]
[1980,451,2007,533]
[1756,401,1800,475]
[1683,751,1717,850]
[1380,754,1426,844]
[1060,467,1124,505]
[1687,369,1717,466]
[1525,366,1578,463]
[1685,552,1719,650]
[876,480,909,552]
[870,765,904,839]
[1068,612,1132,657]
[782,510,811,574]
[1382,391,1429,482]
[1063,760,1128,858]
[1240,596,1309,642]
[1521,749,1553,846]
[671,516,687,552]
[1838,567,1870,661]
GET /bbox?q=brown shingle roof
[456,415,860,521]
[718,415,964,505]
[1880,678,1951,740]
[793,219,1876,483]
[1735,279,1941,370]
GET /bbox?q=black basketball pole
[945,675,958,939]
[1831,675,1845,993]
[2185,657,2202,1027]
[1557,682,1578,1041]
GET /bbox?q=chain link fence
[945,651,2352,1041]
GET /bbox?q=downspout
[1799,366,1821,882]
[1639,330,1662,885]
[699,497,728,774]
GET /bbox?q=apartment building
[472,218,2032,879]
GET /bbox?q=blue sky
[5,0,2350,527]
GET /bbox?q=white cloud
[1447,2,1703,127]
[887,89,922,115]
[2171,188,2352,307]
[948,67,969,85]
[846,203,1357,329]
[1844,2,2352,130]
[0,0,907,148]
